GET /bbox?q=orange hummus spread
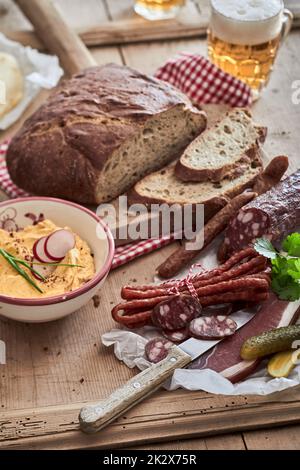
[0,219,95,298]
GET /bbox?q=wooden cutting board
[1,0,300,450]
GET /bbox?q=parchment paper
[0,33,63,130]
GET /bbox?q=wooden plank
[54,0,108,29]
[1,0,208,49]
[244,425,300,450]
[108,2,208,74]
[1,387,300,449]
[131,433,246,450]
[3,17,209,50]
[2,0,300,50]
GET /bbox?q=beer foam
[210,0,284,45]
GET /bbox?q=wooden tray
[1,241,300,450]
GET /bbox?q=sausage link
[240,272,271,287]
[217,241,228,263]
[115,296,170,313]
[111,306,152,327]
[192,255,267,289]
[199,290,269,307]
[157,192,256,279]
[122,247,258,296]
[195,277,269,297]
[121,255,266,300]
[252,156,289,196]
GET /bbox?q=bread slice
[129,149,263,222]
[175,109,267,183]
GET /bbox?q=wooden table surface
[1,0,300,450]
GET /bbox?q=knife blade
[79,309,255,434]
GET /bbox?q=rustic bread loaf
[130,148,263,221]
[175,109,267,182]
[6,64,207,204]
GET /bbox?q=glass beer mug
[134,0,185,21]
[207,0,293,97]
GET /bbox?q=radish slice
[33,237,61,264]
[31,259,55,281]
[45,229,75,261]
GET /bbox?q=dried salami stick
[223,169,300,258]
[122,247,257,294]
[111,308,152,327]
[195,277,269,298]
[218,156,290,261]
[252,156,289,195]
[199,290,269,307]
[116,288,270,326]
[114,275,269,323]
[157,192,256,279]
[122,255,266,300]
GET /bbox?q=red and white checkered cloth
[0,54,252,269]
[155,53,252,107]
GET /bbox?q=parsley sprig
[0,248,83,294]
[254,233,300,301]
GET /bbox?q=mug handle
[280,8,293,45]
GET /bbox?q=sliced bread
[7,64,207,204]
[175,109,267,183]
[129,150,263,222]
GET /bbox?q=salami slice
[224,170,300,256]
[151,294,202,331]
[189,316,237,340]
[145,337,173,363]
[162,327,190,343]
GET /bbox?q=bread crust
[128,148,263,223]
[6,63,206,204]
[174,108,267,183]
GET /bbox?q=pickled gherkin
[268,349,300,378]
[240,325,300,360]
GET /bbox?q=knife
[79,310,254,433]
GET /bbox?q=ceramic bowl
[0,197,114,322]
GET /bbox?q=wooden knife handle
[14,0,96,75]
[79,347,191,434]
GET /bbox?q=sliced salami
[145,337,174,364]
[151,294,202,331]
[162,328,190,343]
[189,316,237,340]
[223,170,300,257]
